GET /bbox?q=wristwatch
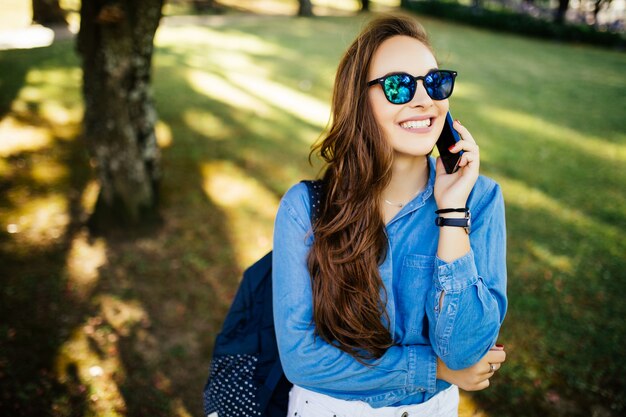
[435,210,471,234]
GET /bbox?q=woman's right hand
[436,349,506,391]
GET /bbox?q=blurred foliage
[1,6,626,417]
[404,0,625,49]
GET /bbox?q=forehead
[368,35,437,78]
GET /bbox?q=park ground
[1,1,625,416]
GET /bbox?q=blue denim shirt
[272,157,507,407]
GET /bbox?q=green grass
[1,10,625,417]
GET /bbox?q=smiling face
[367,35,449,158]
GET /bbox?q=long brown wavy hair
[307,15,433,362]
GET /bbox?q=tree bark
[554,0,570,24]
[77,0,163,230]
[298,0,314,16]
[592,0,611,25]
[32,0,67,25]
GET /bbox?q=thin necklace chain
[383,186,423,208]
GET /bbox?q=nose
[408,80,433,108]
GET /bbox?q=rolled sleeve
[427,180,507,370]
[434,251,479,293]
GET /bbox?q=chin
[392,144,435,158]
[393,136,438,156]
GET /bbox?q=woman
[272,14,507,417]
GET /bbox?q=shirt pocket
[398,254,435,340]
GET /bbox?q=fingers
[446,120,479,170]
[464,378,490,392]
[480,350,506,377]
[485,349,507,364]
[447,140,477,155]
[460,368,493,391]
[453,120,476,144]
[455,348,507,391]
[458,151,477,169]
[485,362,501,375]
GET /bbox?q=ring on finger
[489,363,496,373]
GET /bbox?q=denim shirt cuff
[408,345,438,394]
[434,250,479,293]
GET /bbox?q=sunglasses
[367,69,458,104]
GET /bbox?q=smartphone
[436,112,463,174]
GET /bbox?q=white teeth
[400,119,431,129]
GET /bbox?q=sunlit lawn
[1,7,625,417]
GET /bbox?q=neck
[383,155,430,203]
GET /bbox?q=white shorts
[287,385,459,417]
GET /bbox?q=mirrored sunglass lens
[383,74,415,104]
[425,71,453,100]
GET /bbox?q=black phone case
[436,112,463,174]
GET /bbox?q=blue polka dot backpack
[203,181,324,417]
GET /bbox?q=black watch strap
[435,207,469,214]
[435,217,468,227]
[435,213,471,234]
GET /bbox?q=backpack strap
[259,275,286,410]
[301,180,324,223]
[258,361,284,410]
[257,180,324,411]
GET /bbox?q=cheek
[434,101,450,129]
[436,100,450,115]
[369,90,395,126]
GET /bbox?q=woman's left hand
[434,120,480,209]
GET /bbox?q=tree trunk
[361,0,370,11]
[592,0,605,25]
[554,0,570,24]
[77,0,163,231]
[298,0,314,16]
[32,0,67,25]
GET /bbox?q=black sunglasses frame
[367,69,458,104]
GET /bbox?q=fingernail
[455,119,462,125]
[496,344,504,349]
[448,145,455,151]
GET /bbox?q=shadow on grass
[1,11,625,417]
[0,40,92,417]
[1,15,335,415]
[0,36,242,415]
[0,122,90,414]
